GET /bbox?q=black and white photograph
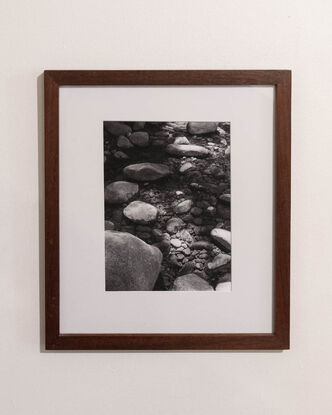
[104,121,231,291]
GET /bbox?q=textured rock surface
[173,274,214,291]
[123,200,158,224]
[105,231,162,290]
[187,122,218,135]
[123,163,171,181]
[166,144,210,158]
[104,121,231,290]
[105,181,139,204]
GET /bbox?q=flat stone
[123,163,171,181]
[210,228,231,251]
[166,144,209,158]
[105,231,162,290]
[215,281,232,292]
[179,162,194,173]
[207,253,231,271]
[174,199,193,214]
[104,122,132,137]
[129,131,149,147]
[170,238,182,248]
[123,201,158,224]
[187,122,218,135]
[117,135,134,149]
[166,217,185,233]
[173,274,213,291]
[174,136,190,145]
[105,181,139,205]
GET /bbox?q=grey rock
[174,199,193,214]
[187,122,218,135]
[123,201,158,224]
[210,228,231,251]
[166,144,209,158]
[170,238,182,248]
[173,274,213,291]
[179,162,194,173]
[129,131,149,147]
[174,136,190,145]
[166,217,185,233]
[105,181,139,205]
[105,231,162,291]
[124,163,171,181]
[178,229,193,243]
[117,135,134,149]
[104,122,132,137]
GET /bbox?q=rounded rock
[105,181,139,205]
[123,201,158,224]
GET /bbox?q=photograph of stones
[104,121,231,291]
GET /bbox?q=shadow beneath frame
[37,75,282,354]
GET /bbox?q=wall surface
[1,0,332,414]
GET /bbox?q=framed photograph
[44,70,291,350]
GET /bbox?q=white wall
[1,0,331,414]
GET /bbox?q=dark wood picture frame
[45,70,291,350]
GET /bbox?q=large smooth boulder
[123,163,171,181]
[129,131,149,147]
[105,231,162,290]
[105,181,139,205]
[187,122,218,135]
[166,144,209,158]
[123,200,158,224]
[104,122,132,136]
[210,228,231,251]
[173,274,214,291]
